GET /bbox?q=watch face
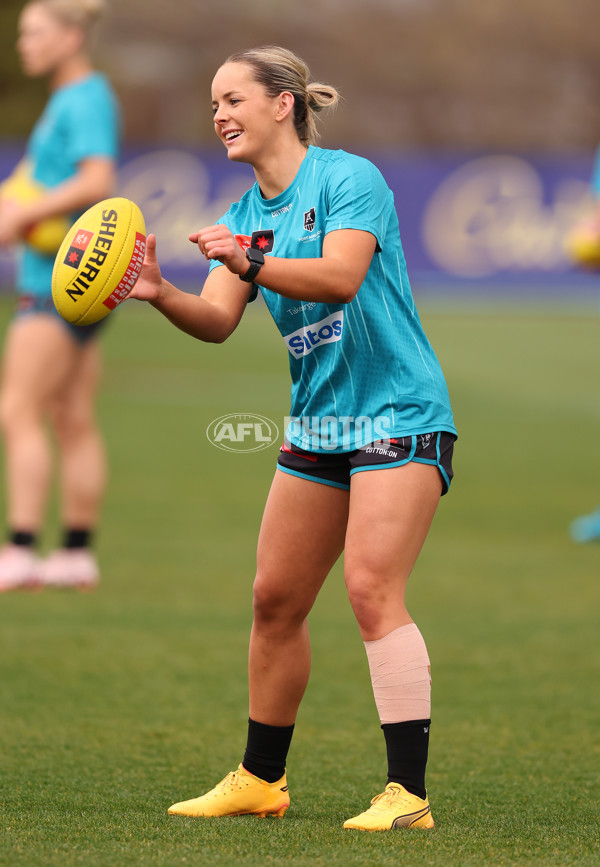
[247,247,265,265]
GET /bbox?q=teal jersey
[211,146,456,452]
[592,145,600,196]
[18,72,120,296]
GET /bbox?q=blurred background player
[0,0,119,591]
[568,143,600,544]
[131,46,457,832]
[570,506,600,543]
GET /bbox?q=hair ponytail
[305,81,340,144]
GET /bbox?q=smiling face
[17,2,82,79]
[211,62,287,164]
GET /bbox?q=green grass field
[0,292,599,866]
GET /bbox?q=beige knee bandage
[364,623,431,724]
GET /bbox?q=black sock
[242,718,295,783]
[382,719,430,800]
[10,530,37,548]
[63,529,92,550]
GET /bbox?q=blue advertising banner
[0,143,597,294]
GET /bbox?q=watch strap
[239,247,265,283]
[239,259,262,283]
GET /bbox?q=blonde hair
[225,46,340,145]
[30,0,106,34]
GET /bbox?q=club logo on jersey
[63,229,94,269]
[234,234,252,252]
[251,230,274,252]
[234,231,274,254]
[304,207,316,232]
[283,310,344,358]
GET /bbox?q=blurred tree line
[1,0,599,153]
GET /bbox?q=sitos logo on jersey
[284,310,344,357]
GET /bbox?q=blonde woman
[0,0,119,591]
[132,46,457,831]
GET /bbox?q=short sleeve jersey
[18,72,120,296]
[592,145,600,196]
[210,146,456,452]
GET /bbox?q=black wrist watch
[239,247,265,283]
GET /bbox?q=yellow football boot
[168,764,290,818]
[343,782,434,831]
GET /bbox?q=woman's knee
[252,573,310,630]
[345,580,381,632]
[345,565,407,634]
[0,391,12,434]
[0,388,39,436]
[52,404,94,443]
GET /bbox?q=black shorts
[15,294,107,345]
[277,431,456,495]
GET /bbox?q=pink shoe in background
[39,549,99,591]
[0,545,42,592]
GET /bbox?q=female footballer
[0,0,119,591]
[131,46,457,831]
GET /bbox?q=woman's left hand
[189,224,248,276]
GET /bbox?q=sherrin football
[0,162,70,254]
[565,222,600,270]
[52,197,146,326]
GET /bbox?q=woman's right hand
[128,234,165,303]
[0,198,30,247]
